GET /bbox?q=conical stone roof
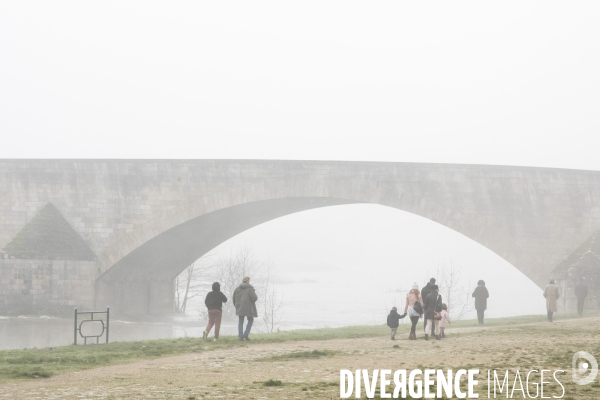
[2,203,97,260]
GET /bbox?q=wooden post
[73,308,77,345]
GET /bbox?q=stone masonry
[0,160,599,316]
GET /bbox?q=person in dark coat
[203,282,228,341]
[423,284,442,340]
[574,279,589,317]
[472,280,489,325]
[421,278,436,334]
[233,276,258,340]
[386,307,407,340]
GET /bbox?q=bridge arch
[98,177,493,278]
[95,176,537,313]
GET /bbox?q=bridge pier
[0,258,175,317]
[0,257,96,315]
[95,277,175,317]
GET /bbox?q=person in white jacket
[439,303,451,338]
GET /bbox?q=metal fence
[74,307,110,345]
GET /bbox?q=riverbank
[1,312,598,388]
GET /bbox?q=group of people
[387,278,489,341]
[201,274,588,342]
[387,277,588,342]
[202,276,258,341]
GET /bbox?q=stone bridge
[1,160,599,316]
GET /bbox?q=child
[387,307,407,340]
[439,303,451,338]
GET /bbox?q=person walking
[543,279,560,322]
[439,303,451,338]
[423,284,442,340]
[421,278,436,335]
[472,280,489,325]
[574,279,588,317]
[233,276,258,340]
[203,282,228,341]
[404,283,424,340]
[386,307,407,340]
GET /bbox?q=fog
[1,1,598,347]
[1,2,599,169]
[192,204,545,329]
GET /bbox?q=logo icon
[572,351,598,385]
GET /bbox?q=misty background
[1,1,599,346]
[188,204,547,328]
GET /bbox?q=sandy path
[1,317,598,399]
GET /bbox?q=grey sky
[1,2,598,169]
[1,2,598,320]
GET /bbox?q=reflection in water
[0,316,240,350]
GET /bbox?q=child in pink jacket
[439,303,451,338]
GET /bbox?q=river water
[0,265,546,350]
[0,315,227,350]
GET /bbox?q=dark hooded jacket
[424,290,442,320]
[204,282,228,311]
[472,285,489,310]
[233,282,258,317]
[386,309,406,328]
[421,282,433,302]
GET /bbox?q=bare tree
[177,245,286,329]
[210,246,267,319]
[175,258,212,314]
[262,263,285,332]
[426,261,474,320]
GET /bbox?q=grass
[0,324,390,383]
[1,311,598,383]
[262,379,284,387]
[257,349,339,361]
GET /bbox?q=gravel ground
[1,316,599,399]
